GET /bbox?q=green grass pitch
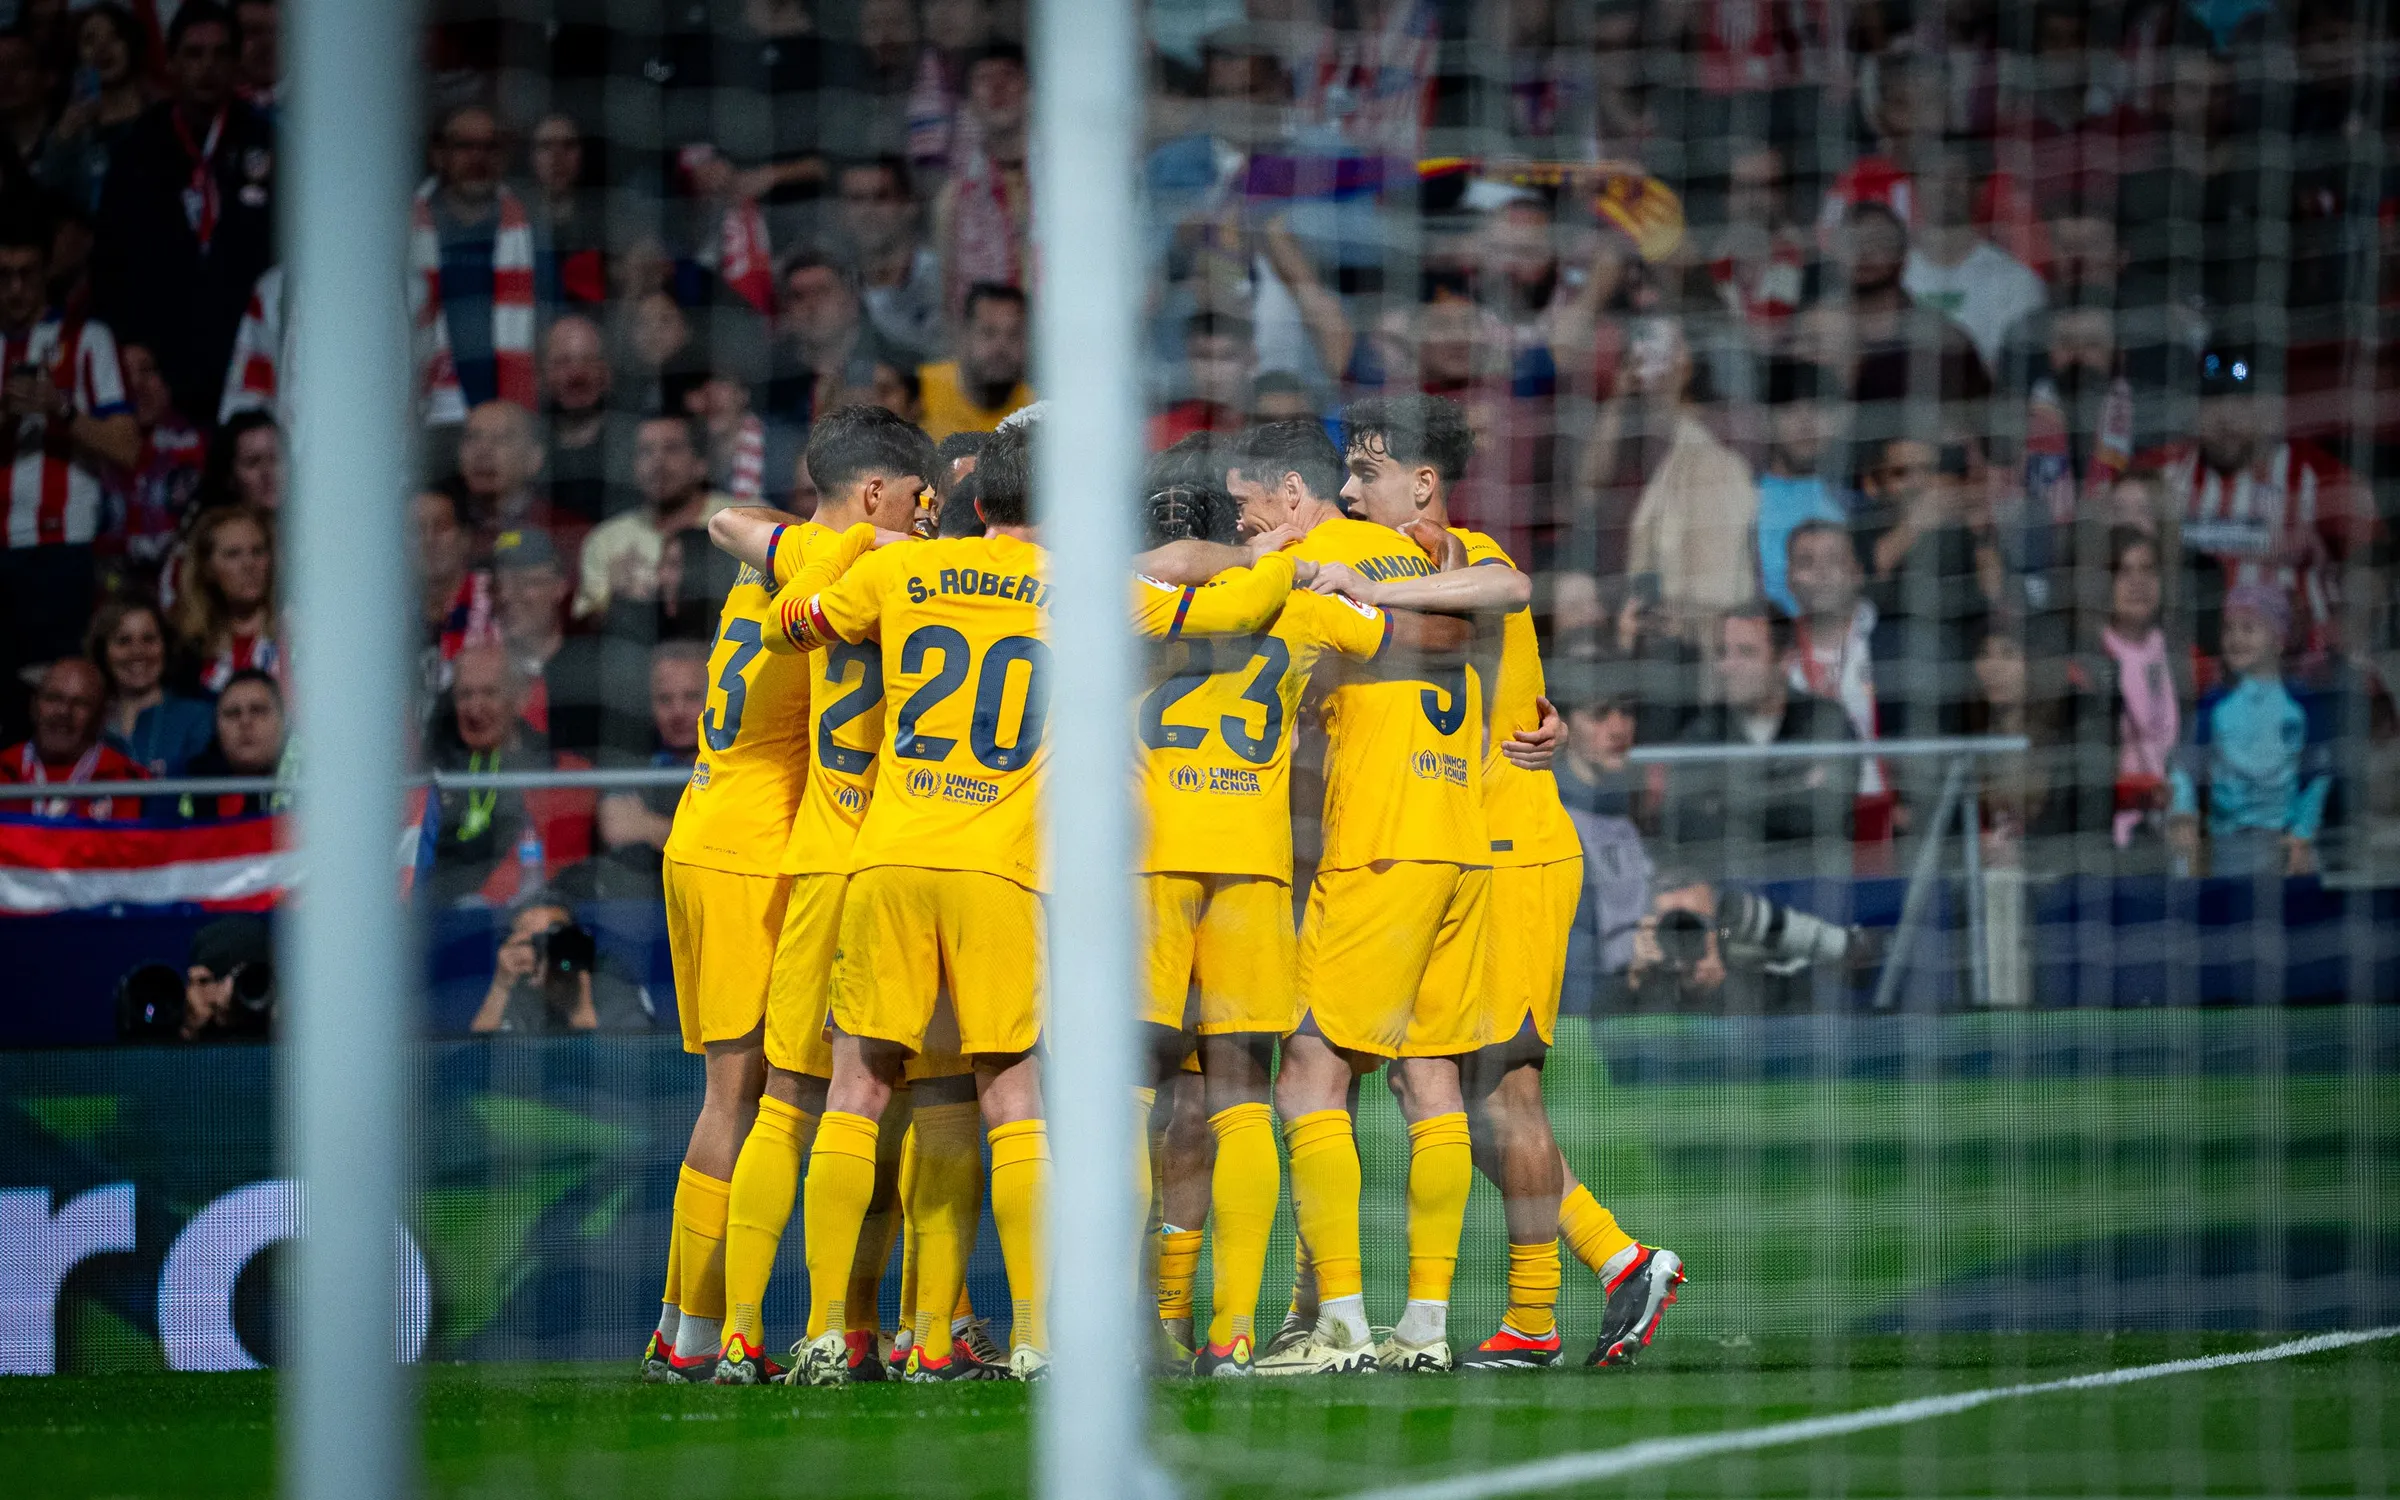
[9,1334,2395,1498]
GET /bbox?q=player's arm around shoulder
[767,528,909,653]
[707,506,809,575]
[1301,564,1474,664]
[1310,522,1531,617]
[1137,551,1309,639]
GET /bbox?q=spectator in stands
[1249,371,1317,424]
[92,0,275,428]
[492,526,603,761]
[573,414,727,623]
[409,103,536,421]
[1755,358,1847,617]
[528,112,603,307]
[0,207,138,686]
[1552,671,1648,823]
[35,3,154,214]
[197,408,283,514]
[1661,604,1855,859]
[172,503,278,694]
[677,366,767,505]
[0,29,51,173]
[455,398,546,539]
[1901,146,2048,376]
[1,657,146,818]
[1785,518,1897,842]
[414,486,494,697]
[469,898,652,1034]
[584,640,704,896]
[918,281,1031,439]
[828,353,925,426]
[935,42,1032,318]
[2090,525,2186,852]
[1816,202,1991,416]
[1150,310,1254,448]
[422,643,590,907]
[111,340,207,586]
[538,313,620,531]
[1852,434,1992,739]
[231,0,279,103]
[86,598,212,776]
[2169,585,2334,879]
[1964,629,2098,868]
[177,667,288,820]
[838,155,944,365]
[1705,143,1809,338]
[2144,344,2369,659]
[764,249,882,435]
[1620,315,1760,629]
[612,285,693,417]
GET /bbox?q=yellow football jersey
[1291,517,1488,870]
[781,533,1052,890]
[759,520,887,876]
[1136,586,1389,881]
[661,553,814,878]
[1452,528,1582,868]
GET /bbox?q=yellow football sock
[894,1123,920,1338]
[988,1119,1050,1351]
[847,1200,899,1337]
[675,1166,731,1322]
[1559,1185,1638,1279]
[1404,1113,1472,1306]
[1204,1101,1277,1349]
[1505,1239,1562,1338]
[1133,1085,1159,1214]
[905,1102,985,1357]
[723,1097,815,1349]
[1283,1110,1362,1302]
[659,1186,683,1318]
[1155,1227,1202,1324]
[801,1111,879,1339]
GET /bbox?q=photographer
[115,915,277,1042]
[470,900,652,1035]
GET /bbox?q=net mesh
[9,0,2400,1495]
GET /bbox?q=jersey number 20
[892,626,1051,772]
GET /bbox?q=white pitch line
[1334,1326,2400,1500]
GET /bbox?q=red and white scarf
[220,265,284,423]
[944,147,1028,317]
[1789,602,1885,796]
[727,413,765,502]
[409,179,537,426]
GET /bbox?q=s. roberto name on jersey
[907,566,1053,606]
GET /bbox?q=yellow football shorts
[763,872,844,1078]
[663,856,791,1054]
[830,865,1043,1058]
[1481,857,1585,1048]
[1140,872,1298,1036]
[1296,860,1490,1060]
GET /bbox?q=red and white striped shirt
[2,312,131,549]
[2151,439,2371,654]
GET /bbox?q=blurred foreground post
[281,0,422,1497]
[1031,0,1147,1492]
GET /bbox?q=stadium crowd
[0,0,2392,933]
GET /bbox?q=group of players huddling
[642,391,1682,1387]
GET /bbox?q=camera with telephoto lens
[535,920,596,982]
[1650,891,1870,982]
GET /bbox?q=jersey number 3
[701,618,764,752]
